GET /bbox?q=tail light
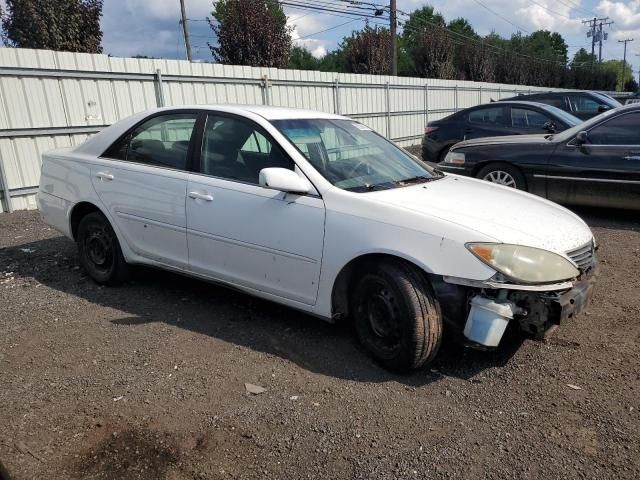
[424,126,438,135]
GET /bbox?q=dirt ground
[1,207,639,480]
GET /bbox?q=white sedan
[38,105,598,372]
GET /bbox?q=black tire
[476,162,526,190]
[350,260,442,372]
[76,211,129,285]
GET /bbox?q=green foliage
[209,0,292,68]
[572,48,597,66]
[1,0,103,53]
[447,18,478,38]
[288,46,320,70]
[601,59,635,91]
[341,25,391,75]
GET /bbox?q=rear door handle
[96,172,114,181]
[188,191,214,201]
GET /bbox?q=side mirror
[543,121,556,133]
[597,105,610,113]
[259,167,311,194]
[575,131,589,145]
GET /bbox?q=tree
[447,18,478,38]
[288,46,320,70]
[402,7,454,79]
[624,77,638,92]
[341,25,391,75]
[572,48,597,67]
[1,0,103,53]
[208,0,292,68]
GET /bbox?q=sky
[12,1,640,72]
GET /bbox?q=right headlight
[466,243,579,284]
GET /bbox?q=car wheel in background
[350,260,442,372]
[77,211,130,285]
[476,163,526,190]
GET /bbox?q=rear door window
[103,113,198,171]
[468,107,508,126]
[511,108,552,128]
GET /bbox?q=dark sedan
[421,101,581,163]
[437,104,640,210]
[498,91,622,121]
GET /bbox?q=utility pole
[179,0,193,62]
[597,19,614,62]
[619,38,634,89]
[582,17,612,64]
[390,0,397,76]
[636,54,640,86]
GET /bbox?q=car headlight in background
[466,243,579,284]
[444,151,465,164]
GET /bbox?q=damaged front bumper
[442,260,599,348]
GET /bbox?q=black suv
[499,91,621,120]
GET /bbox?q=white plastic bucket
[463,296,516,347]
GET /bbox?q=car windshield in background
[543,105,581,127]
[272,119,441,192]
[553,107,618,142]
[593,92,623,107]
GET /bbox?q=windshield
[542,105,581,127]
[592,91,622,107]
[553,107,618,142]
[272,119,441,192]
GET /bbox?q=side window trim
[100,109,203,173]
[192,110,321,197]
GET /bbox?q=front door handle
[188,191,214,201]
[96,172,114,181]
[623,155,640,161]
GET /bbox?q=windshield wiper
[396,175,440,185]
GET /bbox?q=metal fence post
[334,78,341,115]
[0,152,13,213]
[424,84,429,126]
[385,81,391,138]
[454,85,459,112]
[154,69,165,107]
[261,74,271,105]
[498,86,502,99]
[478,85,482,104]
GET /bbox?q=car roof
[487,100,556,108]
[153,104,348,121]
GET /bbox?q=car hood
[455,134,553,149]
[366,175,592,254]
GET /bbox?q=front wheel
[476,163,526,190]
[350,261,443,372]
[77,211,130,285]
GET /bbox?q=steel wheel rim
[357,278,402,357]
[84,223,114,273]
[483,170,516,188]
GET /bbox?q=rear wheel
[77,211,129,285]
[476,163,526,190]
[350,260,442,372]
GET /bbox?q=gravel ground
[1,207,639,480]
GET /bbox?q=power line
[528,0,580,20]
[298,18,361,38]
[470,0,530,33]
[396,9,592,68]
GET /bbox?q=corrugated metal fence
[0,47,591,212]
